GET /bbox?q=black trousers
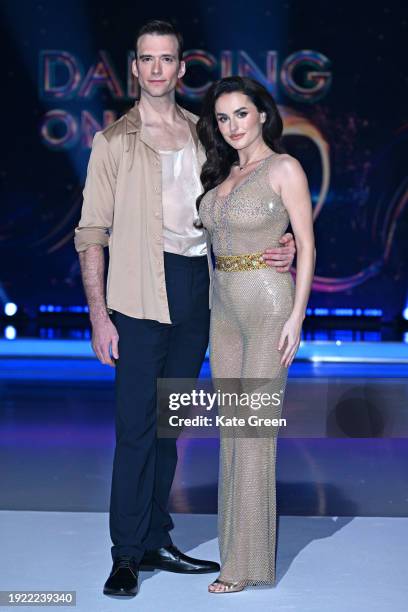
[109,252,210,561]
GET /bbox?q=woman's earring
[261,112,267,122]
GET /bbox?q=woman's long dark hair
[196,76,285,212]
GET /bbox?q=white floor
[1,511,407,611]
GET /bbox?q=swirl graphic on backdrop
[280,106,330,222]
[281,111,408,292]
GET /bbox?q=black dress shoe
[139,544,220,574]
[103,557,139,597]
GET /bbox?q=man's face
[132,33,185,97]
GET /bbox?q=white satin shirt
[159,134,207,257]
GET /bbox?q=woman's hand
[278,314,303,367]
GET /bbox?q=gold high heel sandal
[208,578,245,594]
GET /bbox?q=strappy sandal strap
[208,578,245,593]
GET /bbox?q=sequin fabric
[199,155,295,586]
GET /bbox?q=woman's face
[214,92,266,150]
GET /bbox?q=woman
[197,76,315,593]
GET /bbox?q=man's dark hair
[135,20,184,62]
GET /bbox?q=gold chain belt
[215,252,269,272]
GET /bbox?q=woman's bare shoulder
[268,153,306,197]
[273,153,303,174]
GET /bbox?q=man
[74,20,296,598]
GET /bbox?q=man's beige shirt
[74,102,213,324]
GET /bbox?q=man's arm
[262,232,296,272]
[79,245,118,367]
[74,131,119,367]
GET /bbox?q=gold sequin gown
[199,154,295,586]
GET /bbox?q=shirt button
[154,212,161,218]
[154,185,160,193]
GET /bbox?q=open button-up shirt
[74,102,213,324]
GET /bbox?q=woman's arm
[276,155,316,367]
